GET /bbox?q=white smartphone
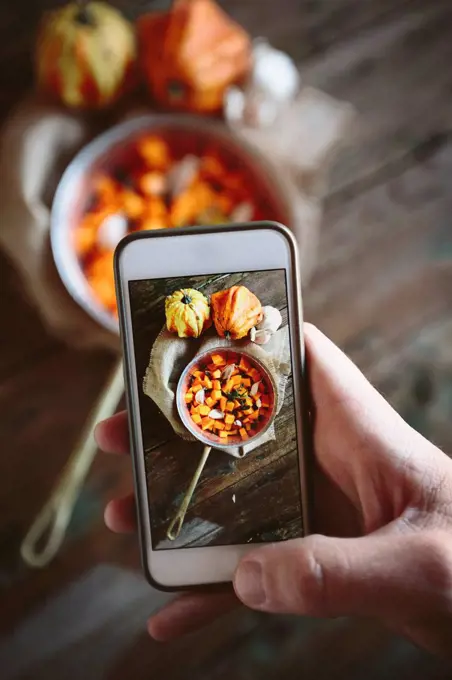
[114,222,312,590]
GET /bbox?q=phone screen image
[128,268,303,550]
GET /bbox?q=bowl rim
[175,346,278,451]
[50,113,295,336]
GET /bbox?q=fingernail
[235,560,266,607]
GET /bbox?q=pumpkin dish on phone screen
[179,349,276,446]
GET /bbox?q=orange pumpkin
[36,2,136,109]
[138,0,251,113]
[211,286,263,339]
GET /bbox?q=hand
[95,324,452,655]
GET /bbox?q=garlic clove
[257,306,282,333]
[195,388,206,405]
[251,329,272,345]
[256,398,262,408]
[234,419,242,427]
[250,327,257,341]
[97,213,128,250]
[209,409,225,420]
[167,155,200,197]
[230,201,253,224]
[250,381,260,396]
[221,364,235,381]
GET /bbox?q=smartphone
[114,222,311,590]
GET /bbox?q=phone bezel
[114,222,313,591]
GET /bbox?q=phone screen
[128,267,303,549]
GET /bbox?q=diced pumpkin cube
[212,390,222,401]
[191,413,202,424]
[212,369,222,379]
[184,392,193,403]
[192,383,203,393]
[225,423,232,431]
[224,413,235,425]
[193,370,203,378]
[261,397,271,408]
[224,380,233,393]
[213,421,225,430]
[198,404,210,416]
[248,410,260,421]
[212,379,221,391]
[245,423,253,431]
[225,401,234,412]
[241,378,251,387]
[230,375,242,386]
[239,427,249,440]
[252,393,262,402]
[220,396,227,412]
[219,430,229,438]
[205,396,214,407]
[228,429,238,436]
[248,368,260,381]
[203,377,213,389]
[239,357,251,371]
[243,408,253,415]
[201,417,213,430]
[211,354,226,366]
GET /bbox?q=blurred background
[0,1,451,678]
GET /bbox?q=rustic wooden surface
[129,270,302,548]
[1,0,452,679]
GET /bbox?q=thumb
[234,532,450,618]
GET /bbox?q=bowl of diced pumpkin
[51,114,292,335]
[177,348,277,448]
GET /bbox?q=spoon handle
[167,445,212,541]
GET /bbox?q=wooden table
[1,1,452,679]
[129,270,302,548]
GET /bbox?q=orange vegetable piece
[191,413,202,424]
[137,136,170,168]
[121,190,146,219]
[212,379,221,391]
[212,369,222,379]
[201,417,213,430]
[192,383,203,393]
[239,357,251,372]
[241,378,251,387]
[225,401,234,412]
[261,397,270,408]
[224,414,235,425]
[212,390,222,401]
[184,393,193,403]
[210,354,226,366]
[249,368,260,382]
[239,427,248,440]
[203,377,213,389]
[219,431,229,438]
[139,171,166,196]
[220,397,227,412]
[198,404,210,416]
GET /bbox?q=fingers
[104,494,137,533]
[234,531,451,619]
[148,590,238,642]
[95,410,129,455]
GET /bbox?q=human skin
[95,324,452,655]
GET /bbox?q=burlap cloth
[0,88,354,352]
[143,325,290,457]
